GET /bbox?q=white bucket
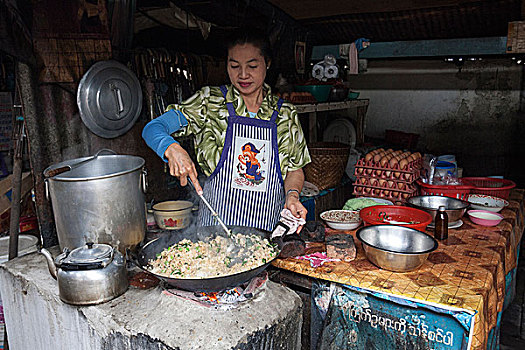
[0,235,39,349]
[0,235,39,263]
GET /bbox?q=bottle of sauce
[434,206,448,240]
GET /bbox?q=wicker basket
[304,142,350,191]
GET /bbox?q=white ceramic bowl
[468,194,509,213]
[152,200,194,230]
[320,210,361,230]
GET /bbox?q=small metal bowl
[406,195,469,223]
[356,225,438,272]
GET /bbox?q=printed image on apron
[232,136,270,192]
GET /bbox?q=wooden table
[273,189,525,350]
[295,99,370,144]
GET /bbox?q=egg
[385,148,394,155]
[384,170,392,177]
[370,178,378,187]
[374,169,383,177]
[393,171,401,178]
[413,152,422,159]
[400,152,411,159]
[364,153,374,162]
[387,180,395,188]
[356,167,364,175]
[397,182,406,190]
[406,154,415,163]
[382,190,390,197]
[359,177,368,185]
[389,158,398,168]
[380,156,390,167]
[391,191,399,197]
[373,153,383,163]
[399,159,408,170]
[404,173,412,180]
[366,168,374,175]
[373,189,382,196]
[363,187,372,194]
[402,193,410,199]
[378,179,387,188]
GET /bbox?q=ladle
[187,178,232,238]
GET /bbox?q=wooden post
[308,112,317,143]
[356,104,368,146]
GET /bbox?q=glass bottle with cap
[434,206,448,240]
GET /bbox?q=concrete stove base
[0,248,302,350]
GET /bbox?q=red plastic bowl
[359,205,433,232]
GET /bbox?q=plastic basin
[467,210,504,227]
[347,91,360,100]
[359,205,433,232]
[294,85,332,102]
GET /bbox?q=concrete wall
[346,58,525,185]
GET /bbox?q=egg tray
[354,167,421,183]
[353,175,418,191]
[354,158,422,182]
[357,157,422,171]
[353,185,419,204]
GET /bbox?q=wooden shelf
[295,99,369,113]
[295,99,370,145]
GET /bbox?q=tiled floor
[500,236,525,349]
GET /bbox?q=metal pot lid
[62,243,113,266]
[77,60,143,139]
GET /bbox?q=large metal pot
[44,151,147,252]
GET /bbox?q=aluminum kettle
[41,243,128,305]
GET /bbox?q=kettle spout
[40,248,57,279]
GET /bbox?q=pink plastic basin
[467,210,504,227]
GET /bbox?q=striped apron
[198,85,285,231]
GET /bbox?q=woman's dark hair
[225,27,272,64]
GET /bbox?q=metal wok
[130,225,281,292]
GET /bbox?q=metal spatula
[187,178,232,238]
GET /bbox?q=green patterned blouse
[167,83,311,178]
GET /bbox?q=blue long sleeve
[142,109,188,162]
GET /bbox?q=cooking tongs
[187,178,232,238]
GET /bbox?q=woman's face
[227,43,267,97]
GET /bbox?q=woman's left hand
[283,168,307,233]
[285,193,307,232]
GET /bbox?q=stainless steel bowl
[406,195,469,223]
[356,225,438,272]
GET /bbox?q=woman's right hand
[164,143,203,194]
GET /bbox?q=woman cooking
[142,28,310,233]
